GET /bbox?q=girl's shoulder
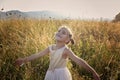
[48,44,56,51]
[64,46,74,55]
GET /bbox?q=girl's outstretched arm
[15,47,49,66]
[65,48,100,80]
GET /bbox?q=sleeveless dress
[44,44,72,80]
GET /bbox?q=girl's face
[55,28,70,43]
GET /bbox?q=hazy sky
[0,0,120,19]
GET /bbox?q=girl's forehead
[59,28,70,33]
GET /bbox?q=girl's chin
[55,38,62,42]
[55,39,61,41]
[55,37,61,40]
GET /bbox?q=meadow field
[0,19,120,80]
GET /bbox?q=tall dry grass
[0,19,120,80]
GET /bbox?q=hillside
[0,10,67,20]
[0,10,27,19]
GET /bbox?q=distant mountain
[25,11,66,19]
[0,10,69,20]
[0,10,27,19]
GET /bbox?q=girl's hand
[93,72,100,80]
[15,58,25,66]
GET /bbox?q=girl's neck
[55,41,65,49]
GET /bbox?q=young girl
[15,26,100,80]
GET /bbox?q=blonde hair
[58,26,75,45]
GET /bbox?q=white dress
[44,44,72,80]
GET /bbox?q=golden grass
[0,19,120,80]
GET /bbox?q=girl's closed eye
[58,29,66,35]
